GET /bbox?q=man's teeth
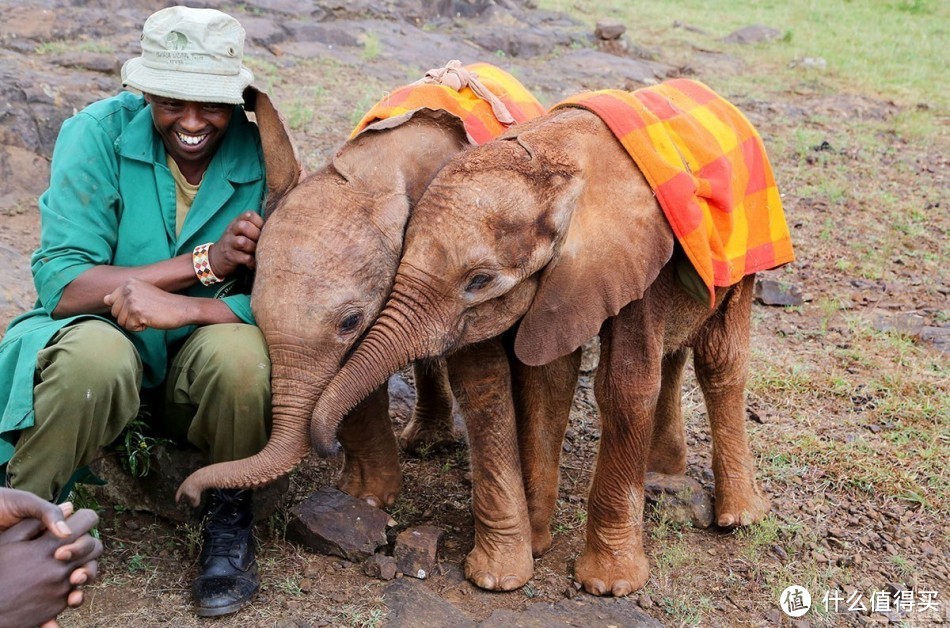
[177,132,207,146]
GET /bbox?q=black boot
[192,489,259,617]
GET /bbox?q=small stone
[362,554,398,581]
[594,20,626,41]
[638,592,654,609]
[393,525,444,580]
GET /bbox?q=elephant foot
[530,526,553,558]
[715,482,770,528]
[464,534,534,591]
[337,459,402,508]
[574,544,650,597]
[399,414,460,456]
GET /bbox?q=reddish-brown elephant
[311,107,773,595]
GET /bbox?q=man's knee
[185,324,270,394]
[37,320,142,396]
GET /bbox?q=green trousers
[7,320,271,501]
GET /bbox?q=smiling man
[0,7,273,618]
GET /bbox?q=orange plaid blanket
[350,61,545,145]
[554,79,795,305]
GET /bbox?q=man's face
[145,94,233,174]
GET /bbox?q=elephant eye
[339,312,362,334]
[465,273,493,292]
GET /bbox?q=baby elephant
[312,80,794,595]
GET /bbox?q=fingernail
[74,573,87,585]
[56,521,71,536]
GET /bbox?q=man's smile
[176,131,209,147]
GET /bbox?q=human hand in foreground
[0,488,102,627]
[209,211,265,276]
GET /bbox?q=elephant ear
[243,86,303,218]
[514,131,676,367]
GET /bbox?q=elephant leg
[400,358,457,454]
[336,384,402,508]
[447,339,533,592]
[511,348,581,557]
[693,275,769,527]
[576,304,660,597]
[648,346,689,475]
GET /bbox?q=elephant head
[311,107,675,454]
[175,108,470,506]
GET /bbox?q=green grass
[361,31,382,61]
[538,0,948,108]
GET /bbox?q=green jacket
[0,92,266,464]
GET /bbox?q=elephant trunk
[311,283,435,456]
[176,363,318,507]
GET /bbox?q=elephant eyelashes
[465,273,493,292]
[338,312,363,334]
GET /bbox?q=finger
[59,502,75,518]
[1,488,72,538]
[70,560,99,586]
[0,517,44,544]
[62,509,100,538]
[243,211,264,228]
[236,221,262,244]
[232,235,258,255]
[40,620,60,628]
[55,534,101,562]
[67,589,84,608]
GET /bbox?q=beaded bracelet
[193,242,224,286]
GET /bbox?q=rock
[920,326,950,354]
[644,472,714,529]
[363,554,398,581]
[393,525,444,579]
[639,591,654,609]
[594,20,626,40]
[382,578,477,628]
[287,487,390,561]
[869,312,925,338]
[480,596,663,627]
[722,25,783,45]
[754,278,804,306]
[88,445,288,523]
[790,56,827,70]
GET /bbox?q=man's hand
[104,278,193,331]
[0,490,102,627]
[209,211,264,277]
[0,487,71,537]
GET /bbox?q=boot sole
[194,590,258,617]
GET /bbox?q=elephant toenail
[613,580,633,596]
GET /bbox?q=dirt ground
[0,1,946,627]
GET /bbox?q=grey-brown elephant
[174,107,467,508]
[312,84,794,594]
[176,63,564,514]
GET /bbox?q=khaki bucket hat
[121,6,254,105]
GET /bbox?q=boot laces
[204,491,250,558]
